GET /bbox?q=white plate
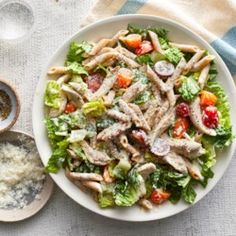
[32,15,236,222]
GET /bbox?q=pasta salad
[44,24,233,210]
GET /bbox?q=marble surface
[0,1,236,235]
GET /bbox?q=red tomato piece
[120,34,142,48]
[65,101,76,113]
[135,40,153,55]
[200,90,217,106]
[150,189,171,204]
[173,117,190,139]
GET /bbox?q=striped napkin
[82,0,236,80]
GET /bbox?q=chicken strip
[97,122,131,141]
[137,163,157,179]
[80,141,111,165]
[189,97,216,136]
[165,137,206,159]
[162,152,188,174]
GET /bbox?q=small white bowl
[0,130,54,222]
[0,79,20,133]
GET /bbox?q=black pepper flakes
[0,90,12,121]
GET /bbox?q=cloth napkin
[82,0,236,80]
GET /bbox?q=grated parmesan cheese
[0,141,45,209]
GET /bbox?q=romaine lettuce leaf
[178,76,200,101]
[134,91,151,104]
[164,47,183,65]
[200,81,233,185]
[44,80,61,109]
[82,99,106,117]
[127,24,168,40]
[114,171,144,207]
[112,158,131,179]
[45,139,69,173]
[66,41,92,64]
[66,62,88,76]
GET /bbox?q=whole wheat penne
[192,55,215,72]
[183,50,205,74]
[169,42,199,53]
[198,64,210,89]
[48,66,67,75]
[148,30,164,54]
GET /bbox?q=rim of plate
[32,14,236,222]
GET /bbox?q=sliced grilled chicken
[189,97,216,136]
[81,181,103,193]
[137,163,156,179]
[166,138,206,159]
[61,84,84,107]
[97,122,131,141]
[162,152,188,174]
[80,141,111,165]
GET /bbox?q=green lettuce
[132,69,149,84]
[44,81,61,109]
[98,184,115,208]
[45,139,69,173]
[66,41,92,64]
[134,91,151,104]
[66,62,88,76]
[82,99,106,117]
[135,54,154,66]
[149,165,195,204]
[127,24,168,40]
[96,117,115,131]
[98,192,115,208]
[200,81,233,185]
[112,158,131,179]
[164,47,183,65]
[178,76,200,101]
[114,170,143,207]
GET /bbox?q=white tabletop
[0,1,236,235]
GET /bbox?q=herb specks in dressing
[0,90,12,121]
